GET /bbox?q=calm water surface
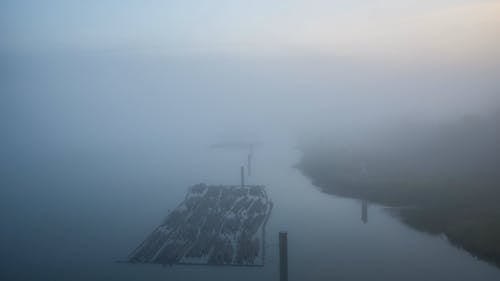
[2,139,500,281]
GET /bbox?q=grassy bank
[297,110,500,267]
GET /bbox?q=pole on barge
[247,153,252,176]
[240,166,245,187]
[279,232,288,281]
[247,144,253,176]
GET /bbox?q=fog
[2,50,499,280]
[4,53,499,147]
[2,1,500,280]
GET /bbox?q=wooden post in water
[279,232,288,281]
[240,166,245,187]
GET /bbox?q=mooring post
[240,165,245,187]
[279,231,288,281]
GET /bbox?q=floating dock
[128,184,273,266]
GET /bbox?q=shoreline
[297,161,500,269]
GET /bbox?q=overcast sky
[1,0,499,62]
[2,0,499,148]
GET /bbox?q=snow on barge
[128,184,273,266]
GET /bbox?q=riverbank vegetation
[298,109,500,267]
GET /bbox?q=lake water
[2,137,500,281]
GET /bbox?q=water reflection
[361,200,368,224]
[2,141,500,281]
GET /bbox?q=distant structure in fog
[210,141,258,179]
[209,141,261,150]
[361,200,368,224]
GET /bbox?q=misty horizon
[2,1,500,280]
